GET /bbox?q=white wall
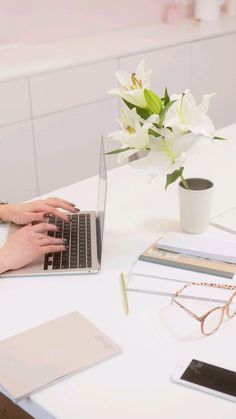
[0,0,165,44]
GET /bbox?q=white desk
[1,124,236,419]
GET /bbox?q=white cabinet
[119,44,191,98]
[0,122,37,202]
[30,59,117,117]
[0,27,235,202]
[33,98,118,194]
[0,79,31,127]
[190,34,236,128]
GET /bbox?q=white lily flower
[108,107,152,163]
[164,90,216,138]
[107,60,152,109]
[106,60,220,189]
[131,127,210,176]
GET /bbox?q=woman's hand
[0,197,79,225]
[0,223,66,273]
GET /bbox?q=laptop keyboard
[44,213,92,270]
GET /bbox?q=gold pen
[120,272,129,316]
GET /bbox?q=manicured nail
[74,207,80,212]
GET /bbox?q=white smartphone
[172,359,236,403]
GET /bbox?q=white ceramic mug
[194,0,223,21]
[179,178,214,234]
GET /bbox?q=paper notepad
[0,312,122,401]
[128,260,233,303]
[158,232,236,264]
[211,206,236,234]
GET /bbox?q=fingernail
[70,202,76,207]
[63,238,68,243]
[74,207,80,212]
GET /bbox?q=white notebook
[128,260,233,303]
[0,312,122,401]
[211,206,236,234]
[158,232,236,264]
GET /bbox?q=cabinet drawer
[119,44,191,98]
[33,98,118,194]
[30,59,117,117]
[0,121,37,202]
[0,79,31,127]
[190,34,236,128]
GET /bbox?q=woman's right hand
[0,223,66,273]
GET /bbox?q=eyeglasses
[172,282,236,336]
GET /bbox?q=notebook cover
[139,241,236,279]
[0,312,122,401]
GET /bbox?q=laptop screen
[96,137,107,255]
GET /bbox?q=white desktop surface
[1,124,236,419]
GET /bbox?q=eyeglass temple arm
[174,282,236,298]
[191,281,236,291]
[172,297,201,321]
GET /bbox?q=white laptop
[2,138,107,277]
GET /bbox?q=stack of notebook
[127,232,236,301]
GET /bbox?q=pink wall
[0,0,167,44]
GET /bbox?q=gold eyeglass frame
[171,282,236,336]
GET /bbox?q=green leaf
[144,89,163,115]
[122,99,135,110]
[136,107,153,120]
[213,136,228,141]
[106,147,131,155]
[159,100,176,127]
[165,167,184,190]
[122,99,152,120]
[163,87,170,106]
[148,128,161,137]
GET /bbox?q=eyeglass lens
[202,307,224,335]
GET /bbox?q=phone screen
[181,359,236,397]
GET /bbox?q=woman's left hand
[0,197,79,225]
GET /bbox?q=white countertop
[0,14,236,82]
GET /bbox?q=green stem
[180,173,189,189]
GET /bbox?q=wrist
[0,203,10,223]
